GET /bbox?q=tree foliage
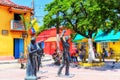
[44,0,120,38]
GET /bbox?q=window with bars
[101,42,108,49]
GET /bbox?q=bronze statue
[37,42,44,71]
[25,37,38,80]
[57,30,71,76]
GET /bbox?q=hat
[31,37,36,41]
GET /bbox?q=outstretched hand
[61,30,66,37]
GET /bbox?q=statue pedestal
[79,61,105,67]
[57,74,74,78]
[25,76,37,80]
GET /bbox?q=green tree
[44,0,120,62]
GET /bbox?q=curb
[0,60,18,64]
[0,57,52,64]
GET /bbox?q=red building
[36,27,76,55]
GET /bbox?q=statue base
[57,74,74,78]
[79,61,105,67]
[38,70,48,74]
[24,76,37,80]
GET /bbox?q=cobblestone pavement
[0,56,120,80]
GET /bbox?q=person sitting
[93,47,99,58]
[108,48,114,57]
[79,45,86,62]
[52,49,61,65]
[70,52,78,63]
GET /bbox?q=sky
[11,0,53,26]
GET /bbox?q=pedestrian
[57,30,71,76]
[19,52,25,69]
[102,48,108,62]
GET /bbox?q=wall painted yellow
[0,5,31,58]
[96,41,120,56]
[77,39,120,57]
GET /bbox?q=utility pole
[32,0,35,18]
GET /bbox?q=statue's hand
[61,30,66,37]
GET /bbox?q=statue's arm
[28,45,37,54]
[60,30,66,42]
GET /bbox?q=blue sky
[11,0,53,26]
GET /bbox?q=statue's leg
[34,56,38,76]
[31,56,37,76]
[37,56,41,71]
[26,59,33,76]
[39,55,42,67]
[32,61,36,76]
[65,58,69,76]
[57,59,65,75]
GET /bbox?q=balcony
[11,20,26,31]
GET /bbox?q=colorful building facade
[36,27,76,55]
[0,0,32,59]
[95,30,120,56]
[73,30,120,57]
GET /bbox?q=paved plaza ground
[0,55,120,80]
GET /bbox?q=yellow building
[96,41,120,56]
[0,0,33,59]
[95,30,120,57]
[73,30,120,58]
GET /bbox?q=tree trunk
[56,12,60,53]
[56,27,60,53]
[56,33,60,51]
[88,38,95,63]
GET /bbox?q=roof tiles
[0,0,32,10]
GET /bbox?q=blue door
[19,39,24,55]
[14,39,24,59]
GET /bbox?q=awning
[73,30,120,42]
[45,37,57,42]
[95,30,120,42]
[73,34,85,42]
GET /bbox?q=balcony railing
[11,20,25,31]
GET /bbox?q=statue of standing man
[57,30,71,76]
[25,37,38,80]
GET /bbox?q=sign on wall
[1,30,8,35]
